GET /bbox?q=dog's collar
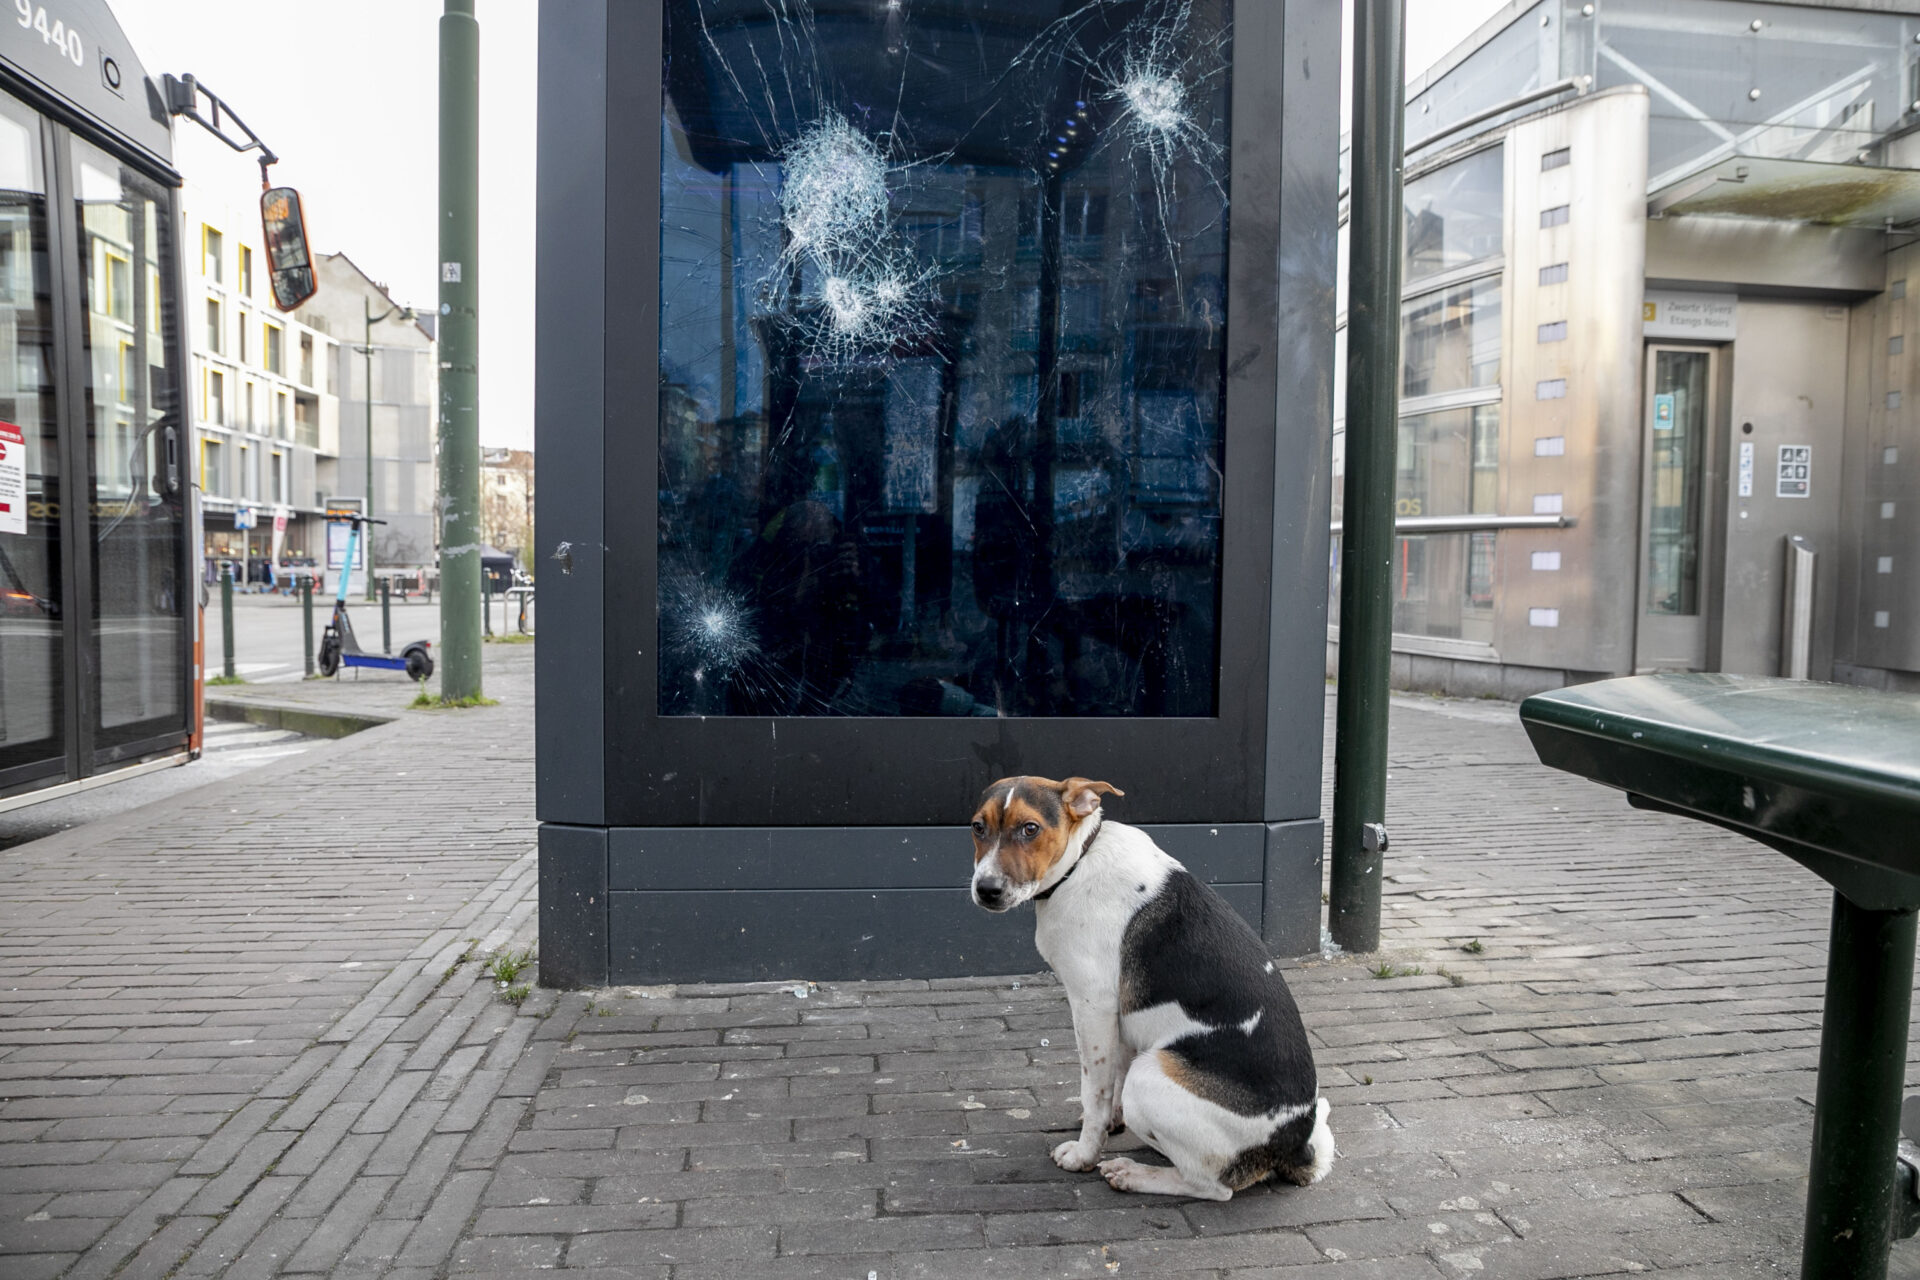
[1033,813,1104,902]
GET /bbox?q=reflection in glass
[1402,146,1502,286]
[73,138,185,743]
[657,0,1232,717]
[1647,350,1707,617]
[0,98,63,776]
[1402,277,1501,398]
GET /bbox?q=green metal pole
[220,563,235,680]
[1800,894,1918,1280]
[302,577,314,677]
[381,577,392,654]
[1329,0,1406,954]
[437,0,483,702]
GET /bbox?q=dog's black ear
[1061,778,1123,819]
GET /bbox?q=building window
[203,226,223,284]
[277,391,290,438]
[1402,145,1503,286]
[208,369,225,425]
[118,342,132,403]
[206,297,222,353]
[1537,320,1567,343]
[1539,205,1570,229]
[271,450,285,505]
[243,381,255,430]
[295,396,318,448]
[1539,262,1568,286]
[299,332,314,386]
[238,442,252,499]
[1402,276,1501,398]
[1389,405,1501,643]
[203,438,225,494]
[238,244,252,298]
[1541,147,1570,171]
[237,314,249,364]
[264,323,283,374]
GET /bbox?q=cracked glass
[657,0,1233,718]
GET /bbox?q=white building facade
[181,190,343,581]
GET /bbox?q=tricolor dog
[969,775,1333,1200]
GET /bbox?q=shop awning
[1649,156,1920,229]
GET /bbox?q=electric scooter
[316,513,434,680]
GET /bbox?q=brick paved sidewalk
[4,671,1919,1278]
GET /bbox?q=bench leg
[1802,893,1917,1280]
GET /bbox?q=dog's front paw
[1097,1156,1149,1190]
[1051,1139,1101,1171]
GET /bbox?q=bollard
[381,577,392,653]
[220,564,235,680]
[302,577,314,677]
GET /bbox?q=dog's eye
[1021,822,1040,839]
[971,820,986,836]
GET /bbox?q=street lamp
[360,298,415,598]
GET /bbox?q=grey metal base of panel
[538,820,1324,986]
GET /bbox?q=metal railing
[1329,513,1575,536]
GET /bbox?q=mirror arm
[161,73,281,188]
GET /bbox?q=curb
[204,697,393,739]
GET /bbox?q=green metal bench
[1520,674,1920,1280]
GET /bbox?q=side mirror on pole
[260,187,317,311]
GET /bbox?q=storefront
[1332,0,1920,698]
[0,2,195,808]
[536,0,1338,983]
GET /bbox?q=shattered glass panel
[657,0,1233,717]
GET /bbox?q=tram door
[0,92,188,800]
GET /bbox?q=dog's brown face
[969,775,1123,911]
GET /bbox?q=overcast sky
[114,0,1511,452]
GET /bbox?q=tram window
[0,95,64,776]
[71,135,186,744]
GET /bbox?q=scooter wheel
[405,648,434,681]
[317,637,340,677]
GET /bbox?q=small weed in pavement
[207,674,246,686]
[410,687,500,710]
[1369,962,1424,979]
[1436,966,1467,987]
[502,984,531,1005]
[486,633,534,645]
[1461,939,1484,954]
[487,947,535,987]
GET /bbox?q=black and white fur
[969,776,1333,1199]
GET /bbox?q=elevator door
[1636,345,1718,671]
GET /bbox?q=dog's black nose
[975,876,1008,909]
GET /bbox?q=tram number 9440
[15,1,84,68]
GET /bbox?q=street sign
[234,505,256,529]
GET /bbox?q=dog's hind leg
[1100,1051,1236,1200]
[1097,1155,1231,1200]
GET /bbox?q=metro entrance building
[535,0,1338,984]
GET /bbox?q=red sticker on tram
[0,421,25,536]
